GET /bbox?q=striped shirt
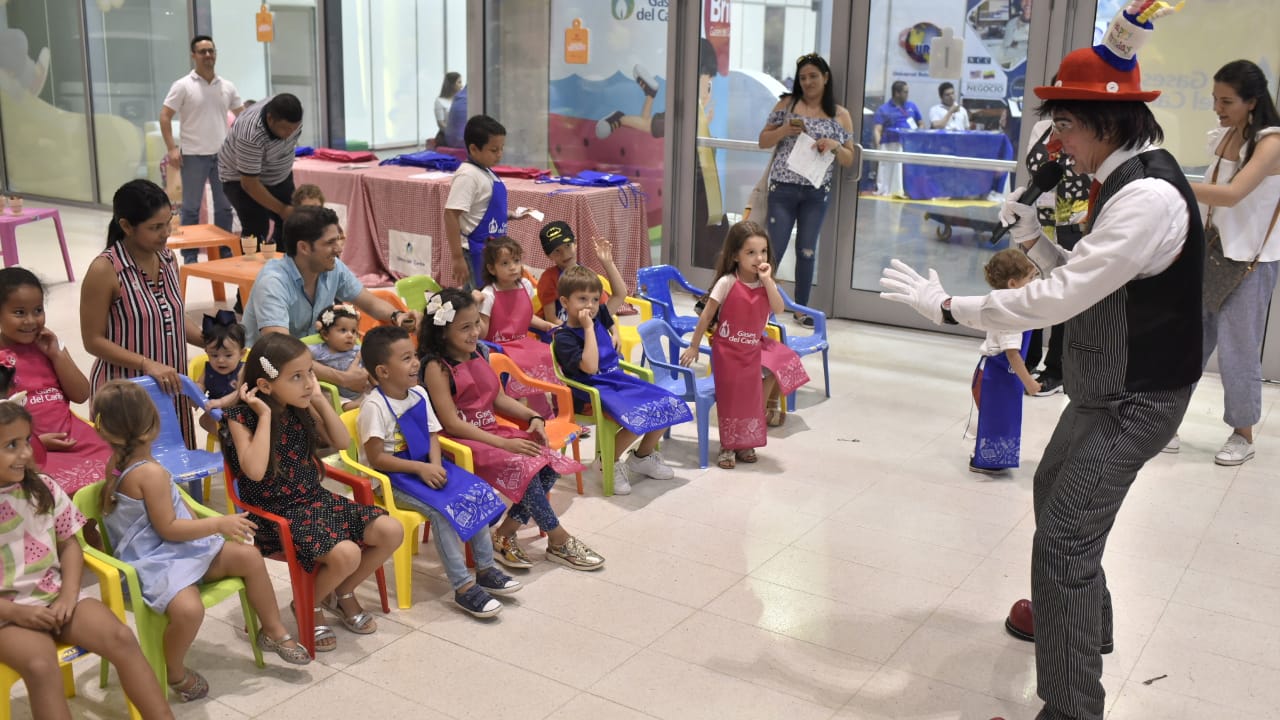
[88,243,195,447]
[217,96,300,186]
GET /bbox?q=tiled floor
[8,202,1280,719]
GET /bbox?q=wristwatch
[390,310,404,325]
[940,298,958,325]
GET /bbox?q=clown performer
[880,4,1195,720]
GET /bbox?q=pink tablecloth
[293,158,649,291]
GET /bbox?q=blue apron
[379,389,505,541]
[972,331,1033,470]
[462,163,508,287]
[567,321,693,435]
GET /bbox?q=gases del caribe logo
[613,0,669,22]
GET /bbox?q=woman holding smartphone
[757,53,855,326]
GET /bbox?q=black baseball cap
[539,220,576,256]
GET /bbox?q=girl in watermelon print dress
[222,333,402,652]
[0,398,173,720]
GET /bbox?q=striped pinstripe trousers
[1031,386,1191,720]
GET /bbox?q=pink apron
[445,354,585,502]
[10,342,112,495]
[485,286,560,401]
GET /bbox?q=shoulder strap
[1205,128,1235,226]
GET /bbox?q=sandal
[260,631,313,665]
[168,668,209,703]
[291,602,336,652]
[766,403,785,428]
[320,592,378,635]
[717,448,736,470]
[735,448,758,463]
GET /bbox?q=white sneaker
[610,463,632,495]
[1214,433,1255,466]
[626,450,675,480]
[1161,434,1180,454]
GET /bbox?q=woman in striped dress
[80,179,204,447]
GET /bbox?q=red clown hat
[1035,1,1182,103]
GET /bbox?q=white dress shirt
[929,103,969,131]
[952,145,1190,332]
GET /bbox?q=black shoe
[969,460,1007,476]
[233,292,244,315]
[1034,375,1063,396]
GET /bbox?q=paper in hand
[785,133,835,189]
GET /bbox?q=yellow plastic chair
[598,275,653,365]
[549,336,653,496]
[0,553,140,720]
[394,274,442,313]
[72,481,265,698]
[334,408,475,609]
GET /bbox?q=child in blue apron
[971,249,1042,474]
[356,326,520,618]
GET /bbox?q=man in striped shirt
[218,93,302,250]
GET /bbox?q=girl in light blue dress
[94,380,310,703]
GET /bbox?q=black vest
[1064,149,1203,399]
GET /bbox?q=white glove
[998,187,1044,244]
[879,259,948,325]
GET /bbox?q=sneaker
[634,64,659,98]
[1161,434,1180,454]
[1214,433,1255,466]
[626,450,675,480]
[475,567,522,597]
[610,462,632,495]
[545,536,605,571]
[492,531,534,569]
[968,458,1007,476]
[1034,375,1064,396]
[454,585,501,618]
[596,110,624,140]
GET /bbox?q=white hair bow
[0,391,28,407]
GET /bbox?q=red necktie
[1085,180,1101,224]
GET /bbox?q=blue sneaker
[454,585,501,618]
[476,567,522,597]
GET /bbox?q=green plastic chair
[72,481,265,697]
[299,333,351,413]
[394,274,442,313]
[549,335,653,496]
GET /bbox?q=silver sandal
[260,631,313,665]
[291,601,337,651]
[320,592,377,634]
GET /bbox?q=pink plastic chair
[0,207,75,281]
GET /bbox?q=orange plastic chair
[488,352,584,494]
[363,288,412,335]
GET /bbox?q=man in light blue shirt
[244,206,420,393]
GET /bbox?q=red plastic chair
[224,459,391,657]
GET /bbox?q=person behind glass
[1168,59,1280,465]
[757,52,855,326]
[80,180,204,450]
[969,249,1040,476]
[929,82,970,131]
[443,115,532,289]
[218,93,303,252]
[160,35,244,264]
[433,71,462,147]
[872,80,923,198]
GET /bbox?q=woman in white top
[1183,60,1280,466]
[433,72,462,146]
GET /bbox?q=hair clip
[0,349,16,370]
[259,356,279,379]
[1,391,28,407]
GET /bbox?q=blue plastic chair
[636,265,706,337]
[131,375,224,503]
[637,319,716,469]
[773,287,831,410]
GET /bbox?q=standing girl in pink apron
[477,236,562,408]
[418,289,603,572]
[681,221,810,469]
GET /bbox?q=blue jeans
[766,181,831,307]
[391,489,496,591]
[504,468,561,532]
[179,154,234,263]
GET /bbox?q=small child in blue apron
[356,326,521,618]
[443,114,531,289]
[971,249,1042,475]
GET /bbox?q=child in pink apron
[418,288,603,572]
[478,237,562,405]
[682,221,810,469]
[0,268,112,495]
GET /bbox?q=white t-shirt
[445,162,498,244]
[434,97,452,129]
[479,277,536,316]
[979,330,1024,357]
[929,103,969,131]
[1203,126,1280,262]
[708,274,761,304]
[356,386,441,465]
[163,70,242,155]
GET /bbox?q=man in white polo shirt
[218,93,302,251]
[160,35,243,263]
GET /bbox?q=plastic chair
[71,481,264,696]
[636,265,706,337]
[637,319,716,469]
[363,288,410,335]
[394,274,442,313]
[549,336,653,496]
[0,553,140,720]
[333,408,477,609]
[774,287,831,410]
[224,460,390,657]
[131,375,223,505]
[298,334,354,414]
[488,352,584,494]
[598,275,654,365]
